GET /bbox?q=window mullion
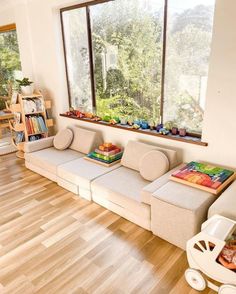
[160,0,168,124]
[86,6,96,110]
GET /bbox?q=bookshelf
[9,91,54,159]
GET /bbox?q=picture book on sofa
[170,161,236,194]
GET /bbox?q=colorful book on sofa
[171,161,235,194]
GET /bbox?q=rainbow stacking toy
[86,143,123,167]
[170,161,235,195]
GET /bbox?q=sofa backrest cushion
[53,128,74,150]
[121,141,178,171]
[139,150,169,181]
[69,126,101,154]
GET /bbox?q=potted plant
[16,78,34,95]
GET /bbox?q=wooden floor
[0,153,216,294]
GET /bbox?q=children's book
[171,161,235,194]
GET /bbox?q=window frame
[60,0,212,137]
[0,23,16,33]
[0,23,20,99]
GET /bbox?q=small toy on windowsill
[102,115,112,123]
[140,121,149,130]
[159,128,169,135]
[75,110,85,118]
[109,119,118,125]
[164,121,174,131]
[148,120,156,131]
[84,112,94,119]
[132,124,140,130]
[156,123,163,132]
[127,118,133,126]
[179,128,187,137]
[120,117,127,125]
[171,126,178,135]
[91,116,101,122]
[134,119,141,127]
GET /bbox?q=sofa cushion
[141,164,185,205]
[151,181,215,250]
[91,166,150,219]
[121,141,178,171]
[69,126,100,154]
[139,150,169,181]
[57,157,121,190]
[208,181,236,221]
[25,147,82,175]
[24,137,54,153]
[53,128,73,150]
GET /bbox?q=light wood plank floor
[0,153,215,294]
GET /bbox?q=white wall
[1,0,236,167]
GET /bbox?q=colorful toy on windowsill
[134,119,141,126]
[159,128,170,135]
[171,126,178,135]
[102,115,112,122]
[120,117,128,125]
[179,128,187,137]
[127,119,133,126]
[164,121,174,131]
[140,121,149,130]
[132,124,140,130]
[84,112,94,119]
[156,123,163,132]
[91,116,101,122]
[148,120,156,131]
[109,119,118,125]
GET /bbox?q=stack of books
[87,143,123,166]
[25,115,48,135]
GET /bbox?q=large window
[61,0,215,134]
[0,24,21,97]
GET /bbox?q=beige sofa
[24,127,235,249]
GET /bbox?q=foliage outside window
[0,25,22,101]
[61,0,215,134]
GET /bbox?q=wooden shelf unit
[10,91,54,158]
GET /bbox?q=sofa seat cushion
[25,147,82,175]
[57,158,121,190]
[91,166,150,219]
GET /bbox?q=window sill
[60,114,208,147]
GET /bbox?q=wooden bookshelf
[10,91,54,159]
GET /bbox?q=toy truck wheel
[185,268,207,291]
[219,285,236,294]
